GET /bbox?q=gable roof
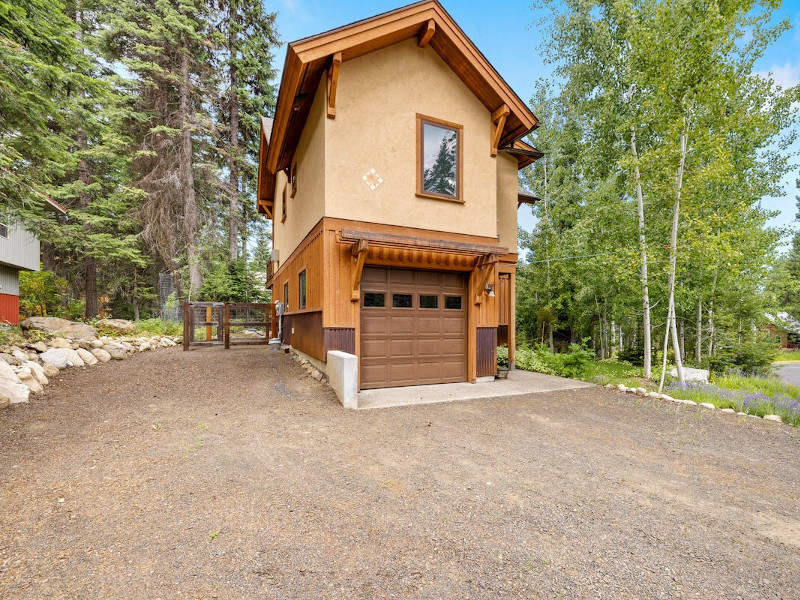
[263,0,539,177]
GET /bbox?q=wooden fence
[183,302,276,351]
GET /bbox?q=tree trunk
[695,298,702,363]
[228,11,240,262]
[631,127,652,378]
[179,45,202,298]
[132,268,140,321]
[678,316,685,362]
[659,125,688,391]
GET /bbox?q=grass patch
[774,350,800,362]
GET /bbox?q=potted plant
[496,346,510,379]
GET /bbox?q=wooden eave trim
[339,229,508,256]
[326,51,342,119]
[491,104,509,157]
[417,19,435,47]
[266,51,306,173]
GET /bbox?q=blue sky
[271,0,800,240]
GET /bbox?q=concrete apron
[357,369,594,410]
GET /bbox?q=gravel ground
[1,346,799,599]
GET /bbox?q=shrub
[618,345,644,366]
[709,341,777,376]
[496,345,509,367]
[134,318,182,337]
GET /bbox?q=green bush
[618,345,644,366]
[496,345,509,367]
[134,318,182,337]
[709,341,777,376]
[515,342,595,378]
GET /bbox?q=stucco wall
[496,153,519,254]
[272,78,327,266]
[325,39,497,239]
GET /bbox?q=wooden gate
[183,302,276,350]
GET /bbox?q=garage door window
[420,294,438,309]
[444,296,462,310]
[364,292,385,307]
[392,293,413,308]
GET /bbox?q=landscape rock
[698,402,716,409]
[0,359,22,383]
[20,316,98,341]
[763,414,783,422]
[138,341,152,352]
[24,361,48,386]
[48,338,73,349]
[42,364,60,377]
[19,376,43,394]
[0,352,21,366]
[161,338,177,347]
[104,345,127,360]
[720,408,735,414]
[62,348,85,368]
[90,339,104,348]
[95,318,137,334]
[76,348,98,366]
[39,349,72,370]
[617,384,627,391]
[0,378,30,404]
[90,348,112,363]
[27,341,48,353]
[0,395,9,409]
[669,367,709,384]
[11,349,29,362]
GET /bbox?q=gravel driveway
[775,362,800,387]
[1,346,799,599]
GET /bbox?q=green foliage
[515,342,595,379]
[19,270,70,318]
[0,326,27,346]
[134,318,182,337]
[707,341,778,376]
[496,346,509,367]
[199,259,268,303]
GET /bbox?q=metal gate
[182,302,276,350]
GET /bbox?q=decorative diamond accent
[362,168,383,191]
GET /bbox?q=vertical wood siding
[323,328,355,357]
[0,264,20,295]
[476,327,497,377]
[0,224,39,271]
[0,292,20,325]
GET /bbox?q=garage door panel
[360,267,467,389]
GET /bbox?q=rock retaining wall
[0,334,180,407]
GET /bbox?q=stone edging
[605,383,787,425]
[0,335,181,408]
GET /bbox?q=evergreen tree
[423,131,457,196]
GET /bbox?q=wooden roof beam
[326,51,342,119]
[350,240,369,301]
[417,19,435,48]
[491,104,509,157]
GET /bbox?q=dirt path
[1,346,799,599]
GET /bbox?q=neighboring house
[256,0,541,389]
[0,199,66,325]
[765,312,800,350]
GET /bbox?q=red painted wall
[0,293,19,326]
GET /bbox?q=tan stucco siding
[325,39,497,239]
[273,78,327,266]
[496,153,519,253]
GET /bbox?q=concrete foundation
[327,351,358,409]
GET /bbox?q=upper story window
[0,220,7,239]
[281,182,288,223]
[417,114,463,202]
[283,281,289,312]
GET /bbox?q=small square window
[444,296,462,310]
[392,293,413,308]
[298,270,307,310]
[363,292,385,307]
[419,295,438,309]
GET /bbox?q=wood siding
[282,310,325,361]
[476,327,497,377]
[324,328,356,357]
[0,224,39,272]
[0,264,20,296]
[0,292,19,326]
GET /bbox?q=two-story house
[256,0,541,390]
[0,198,66,325]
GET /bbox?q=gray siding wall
[0,264,20,296]
[0,223,40,271]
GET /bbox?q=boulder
[138,341,152,352]
[11,349,30,362]
[0,395,9,409]
[76,348,98,366]
[162,338,177,347]
[39,349,72,370]
[0,353,21,366]
[42,363,60,378]
[90,339,104,349]
[20,317,98,341]
[104,344,127,360]
[24,361,48,386]
[19,375,43,394]
[90,348,112,363]
[61,348,85,368]
[0,360,22,383]
[669,367,709,384]
[27,341,48,353]
[48,338,73,349]
[0,378,30,404]
[95,318,137,334]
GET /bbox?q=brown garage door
[360,267,467,389]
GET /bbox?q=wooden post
[205,305,212,341]
[224,303,230,349]
[182,302,190,351]
[269,304,276,339]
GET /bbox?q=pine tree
[423,132,457,196]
